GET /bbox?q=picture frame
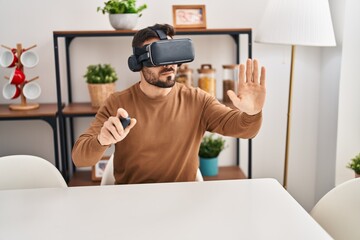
[172,5,207,29]
[91,158,109,181]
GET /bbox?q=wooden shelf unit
[0,103,62,172]
[62,102,99,116]
[53,28,253,181]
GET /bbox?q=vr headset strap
[132,29,167,63]
[148,27,168,40]
[138,52,149,63]
[133,46,147,55]
[133,46,148,63]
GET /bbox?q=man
[72,23,266,184]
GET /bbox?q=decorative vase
[199,157,218,176]
[87,83,115,107]
[109,14,138,30]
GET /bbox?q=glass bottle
[175,64,193,87]
[197,64,216,97]
[222,64,238,103]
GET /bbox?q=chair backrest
[0,155,67,190]
[100,154,204,185]
[100,154,115,185]
[195,168,204,181]
[310,178,360,240]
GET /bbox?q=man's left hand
[227,59,266,115]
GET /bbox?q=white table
[0,178,332,240]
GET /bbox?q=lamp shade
[255,0,336,46]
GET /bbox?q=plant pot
[356,172,360,178]
[109,14,138,30]
[199,157,218,176]
[87,83,115,107]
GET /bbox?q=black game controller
[120,116,131,129]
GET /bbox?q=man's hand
[97,108,137,146]
[227,59,266,115]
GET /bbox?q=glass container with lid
[175,64,193,88]
[222,64,238,103]
[197,64,216,97]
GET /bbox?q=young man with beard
[72,23,266,184]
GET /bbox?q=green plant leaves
[347,153,360,174]
[199,134,226,158]
[83,64,118,84]
[97,0,147,16]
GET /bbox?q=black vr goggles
[128,28,195,72]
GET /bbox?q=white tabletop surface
[0,178,332,240]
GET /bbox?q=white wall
[315,0,345,203]
[335,0,360,184]
[0,0,353,211]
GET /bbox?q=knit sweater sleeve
[71,95,117,167]
[200,92,262,139]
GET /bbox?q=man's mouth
[161,71,174,75]
[160,67,175,75]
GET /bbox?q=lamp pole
[283,45,296,189]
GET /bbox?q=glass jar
[175,64,193,87]
[222,64,238,103]
[197,64,216,97]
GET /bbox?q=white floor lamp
[255,0,336,189]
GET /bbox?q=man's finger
[260,66,266,86]
[109,116,124,134]
[103,123,121,142]
[253,59,259,84]
[124,118,137,134]
[246,59,252,83]
[116,108,129,119]
[238,64,245,86]
[227,90,239,103]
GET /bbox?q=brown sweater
[72,82,262,184]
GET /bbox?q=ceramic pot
[109,14,138,30]
[199,157,218,176]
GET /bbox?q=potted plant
[84,64,118,107]
[347,153,360,178]
[97,0,147,30]
[198,134,226,176]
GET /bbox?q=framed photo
[172,5,207,29]
[91,158,109,181]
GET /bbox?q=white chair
[310,178,360,240]
[0,155,67,190]
[196,168,204,181]
[100,154,203,185]
[100,154,115,185]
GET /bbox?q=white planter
[109,14,138,30]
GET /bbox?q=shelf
[204,166,247,181]
[68,166,247,187]
[62,100,234,117]
[62,102,98,117]
[68,169,101,187]
[0,103,61,172]
[53,28,253,180]
[0,103,58,118]
[53,28,252,38]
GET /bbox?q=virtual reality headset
[128,29,195,72]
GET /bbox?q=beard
[141,66,176,88]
